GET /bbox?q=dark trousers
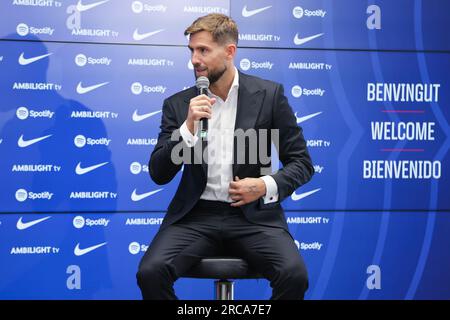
[136,200,308,300]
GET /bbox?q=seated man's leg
[227,220,308,300]
[137,213,222,300]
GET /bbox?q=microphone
[195,76,210,139]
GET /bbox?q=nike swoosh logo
[295,111,322,124]
[242,5,272,17]
[131,188,163,202]
[291,188,321,201]
[74,242,107,256]
[18,134,52,148]
[132,110,162,122]
[133,28,165,41]
[75,161,109,175]
[16,216,51,230]
[76,0,109,12]
[18,52,53,65]
[76,81,109,94]
[293,33,324,46]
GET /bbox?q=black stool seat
[183,257,262,279]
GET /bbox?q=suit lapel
[233,73,265,176]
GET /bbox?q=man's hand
[186,94,216,135]
[229,176,266,207]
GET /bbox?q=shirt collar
[231,66,239,90]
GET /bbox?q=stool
[182,257,263,300]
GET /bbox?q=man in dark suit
[137,13,314,300]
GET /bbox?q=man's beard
[195,64,227,85]
[207,64,227,85]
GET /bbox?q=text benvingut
[367,83,440,102]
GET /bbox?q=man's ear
[225,43,237,60]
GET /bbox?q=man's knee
[136,259,170,287]
[280,261,308,289]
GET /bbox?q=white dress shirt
[179,68,278,204]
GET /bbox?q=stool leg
[214,280,234,300]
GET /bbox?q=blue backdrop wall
[0,0,449,299]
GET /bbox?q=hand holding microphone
[186,76,215,137]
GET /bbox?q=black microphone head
[195,76,209,91]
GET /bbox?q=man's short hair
[184,13,238,45]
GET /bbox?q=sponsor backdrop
[0,0,449,299]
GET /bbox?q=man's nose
[191,52,201,66]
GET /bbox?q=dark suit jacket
[149,71,314,231]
